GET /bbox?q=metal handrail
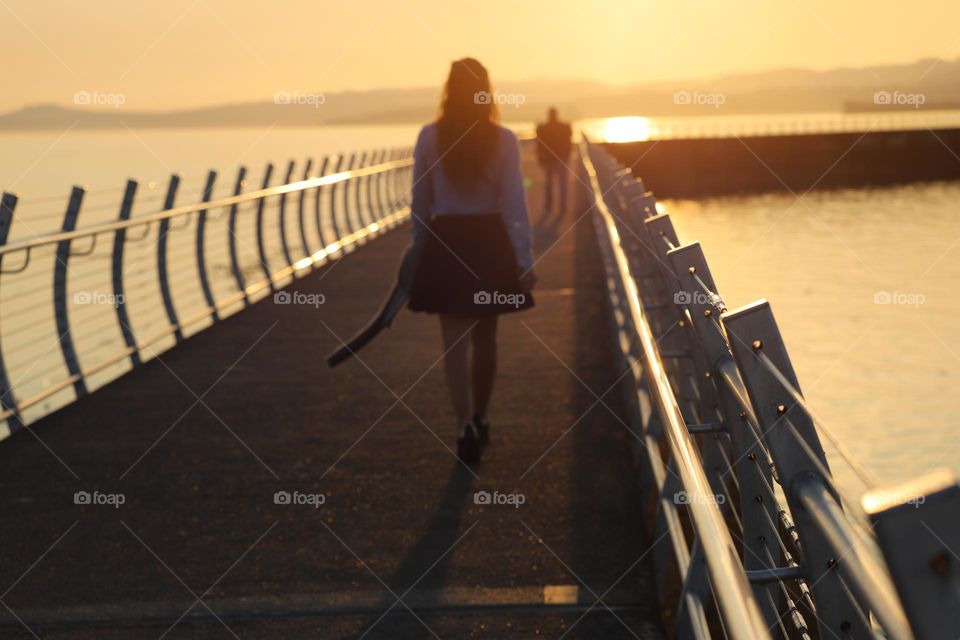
[0,207,410,424]
[580,136,960,640]
[0,147,415,430]
[581,138,773,639]
[0,158,413,257]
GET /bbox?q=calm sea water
[1,120,958,498]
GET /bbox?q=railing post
[653,460,690,627]
[54,186,87,397]
[668,242,780,627]
[676,542,712,640]
[112,180,141,366]
[255,163,274,289]
[298,158,314,260]
[355,151,369,229]
[402,146,413,206]
[623,190,664,274]
[864,469,960,639]
[643,213,681,288]
[724,300,870,639]
[228,166,248,304]
[316,156,333,248]
[617,186,660,296]
[639,214,705,416]
[157,174,183,342]
[382,149,396,213]
[195,170,218,320]
[373,149,387,220]
[0,193,23,431]
[328,154,345,243]
[397,147,407,208]
[342,152,358,235]
[365,150,379,225]
[278,160,296,267]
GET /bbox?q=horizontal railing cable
[0,147,415,427]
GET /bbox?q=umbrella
[326,239,422,367]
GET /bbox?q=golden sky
[2,0,958,111]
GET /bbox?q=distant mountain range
[4,57,959,130]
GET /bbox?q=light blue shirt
[410,123,534,270]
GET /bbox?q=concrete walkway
[0,150,664,639]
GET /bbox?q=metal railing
[0,148,414,433]
[580,137,960,640]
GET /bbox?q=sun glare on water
[597,116,652,143]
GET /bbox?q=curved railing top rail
[580,136,772,640]
[0,144,415,431]
[0,157,414,257]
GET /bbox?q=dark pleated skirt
[407,213,535,315]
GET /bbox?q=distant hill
[3,58,959,130]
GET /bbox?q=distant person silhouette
[536,108,573,214]
[406,58,536,465]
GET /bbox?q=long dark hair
[436,58,500,192]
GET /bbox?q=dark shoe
[457,422,481,464]
[473,414,490,445]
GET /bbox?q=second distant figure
[535,107,573,214]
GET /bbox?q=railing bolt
[930,550,951,575]
[827,558,838,569]
[752,339,763,350]
[755,494,763,503]
[840,620,852,633]
[757,535,766,545]
[678,320,685,328]
[704,371,711,379]
[703,309,712,317]
[776,404,787,414]
[739,411,747,420]
[688,266,696,274]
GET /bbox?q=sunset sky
[2,0,958,112]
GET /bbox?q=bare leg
[471,315,498,420]
[439,314,475,429]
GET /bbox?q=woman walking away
[407,58,536,465]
